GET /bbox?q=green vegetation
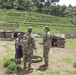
[0,42,14,65]
[0,9,76,34]
[73,52,76,57]
[3,58,16,68]
[65,39,76,48]
[67,7,76,25]
[64,69,73,75]
[35,38,43,43]
[46,69,60,75]
[61,57,73,64]
[3,58,22,74]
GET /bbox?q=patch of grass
[0,56,12,65]
[4,45,14,54]
[63,69,73,75]
[0,58,4,65]
[4,42,14,55]
[65,39,76,48]
[46,69,60,75]
[53,51,60,54]
[34,72,44,75]
[60,57,73,64]
[74,71,76,74]
[73,52,76,57]
[35,38,43,43]
[34,52,42,56]
[0,42,15,65]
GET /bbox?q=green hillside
[0,9,76,34]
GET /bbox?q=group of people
[15,26,52,71]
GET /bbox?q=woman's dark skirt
[15,45,23,59]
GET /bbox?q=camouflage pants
[23,50,28,68]
[23,49,33,68]
[43,47,50,66]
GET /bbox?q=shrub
[3,58,16,68]
[7,62,22,74]
[3,58,22,74]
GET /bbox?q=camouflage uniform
[27,33,36,68]
[43,27,51,66]
[22,28,36,69]
[22,34,29,69]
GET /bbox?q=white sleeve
[15,38,18,44]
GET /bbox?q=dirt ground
[0,41,76,75]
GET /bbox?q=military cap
[44,26,50,31]
[28,27,32,31]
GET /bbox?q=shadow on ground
[18,69,33,75]
[36,65,47,71]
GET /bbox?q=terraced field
[0,9,76,33]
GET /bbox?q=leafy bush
[7,62,22,74]
[3,58,22,74]
[3,58,16,68]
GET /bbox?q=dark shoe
[23,66,28,70]
[45,65,48,68]
[28,67,34,71]
[42,64,46,67]
[74,62,76,68]
[42,64,48,67]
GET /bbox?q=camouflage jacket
[43,32,52,48]
[22,33,36,51]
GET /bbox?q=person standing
[43,26,52,68]
[15,33,23,63]
[22,27,36,70]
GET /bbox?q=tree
[38,3,43,12]
[44,1,50,7]
[0,0,15,9]
[17,0,32,10]
[68,4,72,8]
[2,0,14,9]
[60,5,67,17]
[50,5,66,16]
[32,0,43,12]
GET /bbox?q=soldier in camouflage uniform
[22,27,36,70]
[43,26,51,68]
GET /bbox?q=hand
[36,50,37,53]
[34,47,37,53]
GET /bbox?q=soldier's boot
[46,63,49,67]
[42,63,48,67]
[23,63,27,69]
[74,62,76,68]
[42,64,47,67]
[44,64,48,69]
[28,65,34,71]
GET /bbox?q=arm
[44,33,51,47]
[32,37,37,52]
[15,38,19,49]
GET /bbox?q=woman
[43,26,51,68]
[15,33,23,63]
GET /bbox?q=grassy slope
[0,9,76,33]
